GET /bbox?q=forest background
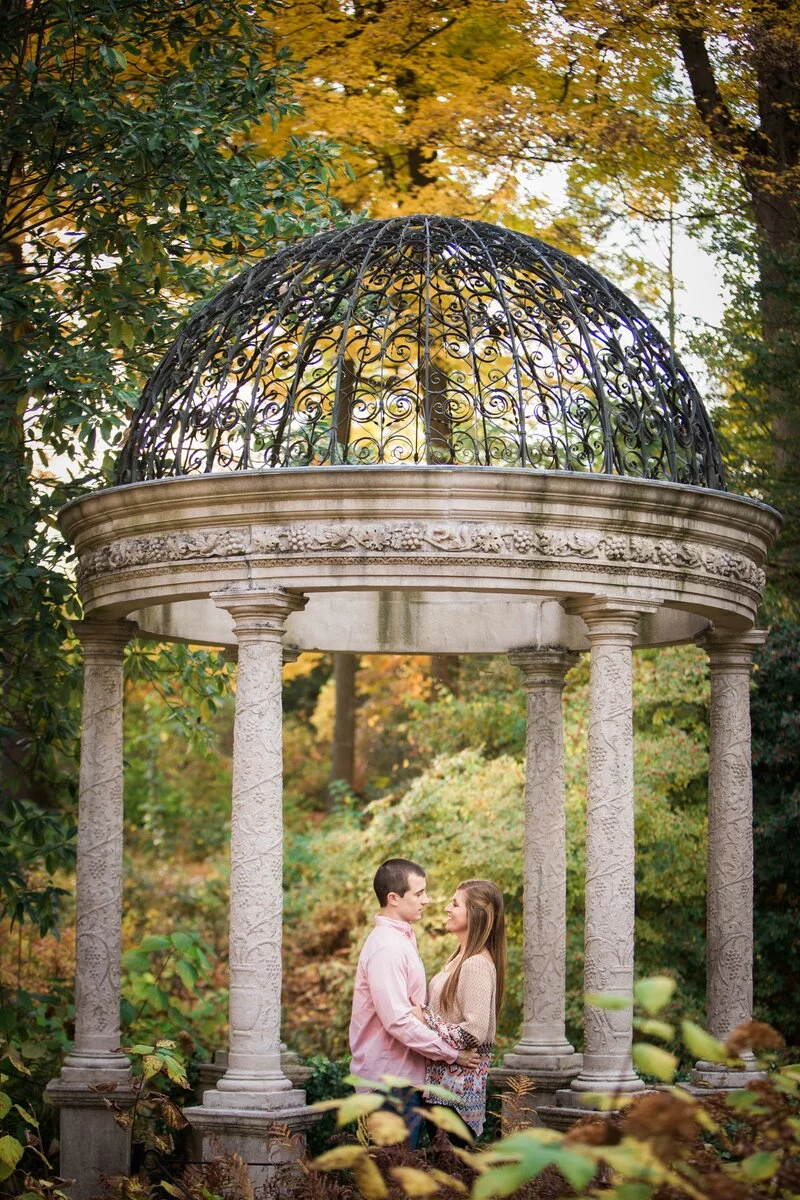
[1,0,799,1154]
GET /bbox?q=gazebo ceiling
[116,215,726,489]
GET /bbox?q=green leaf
[631,1043,678,1082]
[416,1105,473,1144]
[725,1090,767,1112]
[377,1073,416,1089]
[176,959,198,990]
[142,1054,162,1080]
[633,976,676,1015]
[161,1054,189,1087]
[584,992,631,1010]
[2,1047,30,1076]
[680,1020,730,1064]
[336,1093,385,1126]
[0,1134,24,1180]
[343,1080,393,1099]
[633,1018,674,1041]
[0,1094,10,1120]
[420,1083,461,1105]
[170,931,195,952]
[108,313,123,347]
[473,1162,531,1200]
[739,1150,781,1181]
[314,1145,368,1170]
[13,1105,37,1127]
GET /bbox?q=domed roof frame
[116,216,725,489]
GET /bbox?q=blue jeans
[386,1087,423,1148]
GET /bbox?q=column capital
[211,586,307,644]
[565,597,659,644]
[508,646,579,687]
[72,618,138,662]
[697,627,768,671]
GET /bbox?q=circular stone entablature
[60,217,781,652]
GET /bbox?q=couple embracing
[349,858,506,1146]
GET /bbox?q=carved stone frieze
[76,520,767,593]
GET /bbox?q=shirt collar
[375,914,416,940]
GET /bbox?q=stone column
[203,585,306,1108]
[47,618,138,1198]
[502,648,580,1098]
[567,600,655,1098]
[691,628,767,1088]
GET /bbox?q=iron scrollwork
[116,216,726,489]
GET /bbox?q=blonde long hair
[439,879,506,1019]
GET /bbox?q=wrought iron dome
[116,215,726,488]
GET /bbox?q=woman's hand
[456,1049,478,1067]
[410,1004,424,1022]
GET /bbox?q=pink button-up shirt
[349,916,460,1087]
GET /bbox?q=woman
[412,879,506,1140]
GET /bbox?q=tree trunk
[430,654,457,693]
[330,652,357,793]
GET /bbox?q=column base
[196,1050,312,1102]
[491,1057,583,1125]
[502,1046,582,1074]
[493,1049,583,1110]
[567,1066,645,1096]
[202,1084,306,1111]
[183,1101,321,1191]
[47,1074,137,1200]
[58,1049,131,1082]
[688,1060,768,1090]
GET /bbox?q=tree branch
[672,6,753,158]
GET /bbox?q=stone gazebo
[50,216,780,1194]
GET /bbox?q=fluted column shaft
[504,648,579,1075]
[209,585,306,1106]
[65,619,137,1075]
[691,628,766,1083]
[570,602,653,1095]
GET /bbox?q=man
[349,858,474,1143]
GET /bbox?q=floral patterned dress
[422,954,497,1136]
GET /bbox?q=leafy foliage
[751,613,800,1044]
[0,0,345,944]
[303,989,797,1200]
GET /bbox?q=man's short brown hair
[373,858,426,907]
